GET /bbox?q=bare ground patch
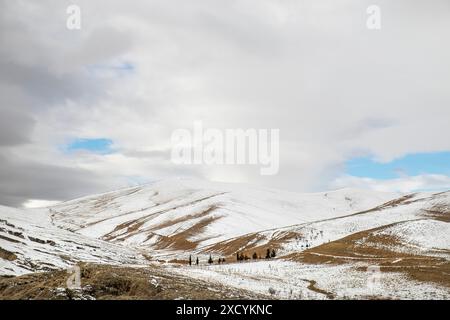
[0,247,17,261]
[0,263,267,300]
[154,214,223,251]
[201,230,300,263]
[422,205,450,222]
[286,224,450,289]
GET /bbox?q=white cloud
[331,174,450,193]
[1,0,450,204]
[23,199,61,209]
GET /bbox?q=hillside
[1,179,449,299]
[0,205,146,276]
[49,178,399,253]
[192,191,450,260]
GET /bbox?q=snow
[168,260,449,300]
[0,205,146,276]
[230,191,449,258]
[1,179,448,300]
[49,178,400,249]
[376,219,450,252]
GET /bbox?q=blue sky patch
[346,151,450,179]
[86,61,135,77]
[66,138,114,155]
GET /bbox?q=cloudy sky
[1,0,449,207]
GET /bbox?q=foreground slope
[0,206,146,276]
[0,263,264,300]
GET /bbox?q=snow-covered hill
[1,179,449,299]
[0,205,146,276]
[49,178,399,252]
[192,191,450,260]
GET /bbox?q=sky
[0,0,449,207]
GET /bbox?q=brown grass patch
[201,230,300,263]
[154,214,222,251]
[287,223,450,288]
[203,233,265,256]
[148,206,217,232]
[0,248,17,261]
[0,263,266,300]
[102,193,226,242]
[422,205,450,222]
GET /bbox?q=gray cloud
[0,0,135,205]
[0,0,449,206]
[0,154,110,207]
[0,60,106,105]
[0,108,35,146]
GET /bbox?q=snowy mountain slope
[0,205,146,276]
[188,191,450,260]
[1,180,449,299]
[374,219,450,256]
[162,192,449,299]
[49,178,400,252]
